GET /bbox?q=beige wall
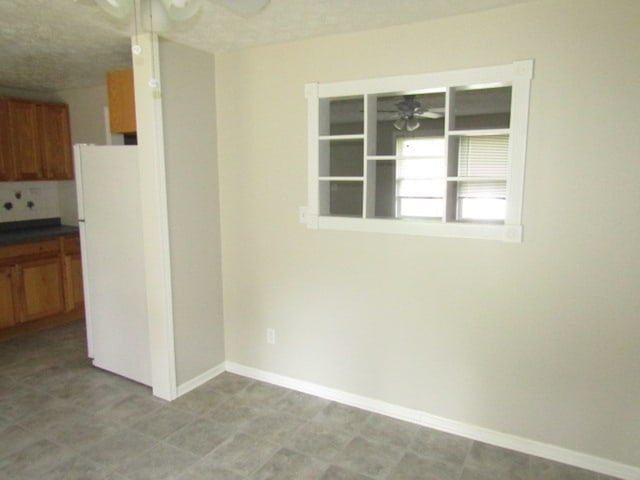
[56,85,109,146]
[215,0,640,468]
[159,39,226,385]
[0,87,59,102]
[56,85,109,225]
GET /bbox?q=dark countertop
[0,218,79,246]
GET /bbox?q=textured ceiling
[0,0,534,92]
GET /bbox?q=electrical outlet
[266,328,276,345]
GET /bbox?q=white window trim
[304,60,534,242]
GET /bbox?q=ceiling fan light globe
[162,0,202,21]
[94,0,133,19]
[393,118,406,131]
[406,117,420,131]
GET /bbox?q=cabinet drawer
[0,239,60,262]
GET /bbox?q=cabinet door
[8,99,43,180]
[40,103,73,180]
[0,99,14,180]
[107,69,137,133]
[0,265,16,329]
[16,256,65,323]
[63,252,84,312]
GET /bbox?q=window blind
[456,135,508,220]
[457,135,509,177]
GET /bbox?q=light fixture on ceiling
[94,0,270,32]
[94,0,133,19]
[393,116,420,132]
[393,118,405,131]
[95,0,203,32]
[391,94,443,132]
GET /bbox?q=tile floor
[0,321,622,480]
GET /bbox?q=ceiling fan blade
[415,111,443,119]
[210,0,269,16]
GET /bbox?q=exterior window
[305,60,534,242]
[396,137,446,219]
[456,134,509,221]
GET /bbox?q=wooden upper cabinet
[0,99,13,180]
[0,98,73,181]
[39,103,73,179]
[8,98,43,180]
[107,69,137,134]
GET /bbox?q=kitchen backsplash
[0,181,61,223]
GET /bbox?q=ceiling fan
[94,0,270,32]
[385,95,443,132]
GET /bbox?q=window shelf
[396,176,444,181]
[447,176,507,182]
[319,176,364,181]
[319,134,365,141]
[448,128,510,136]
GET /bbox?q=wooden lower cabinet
[62,236,84,312]
[0,265,16,328]
[16,256,65,322]
[0,235,83,337]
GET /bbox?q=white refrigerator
[74,144,151,386]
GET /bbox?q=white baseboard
[225,361,639,480]
[176,361,226,397]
